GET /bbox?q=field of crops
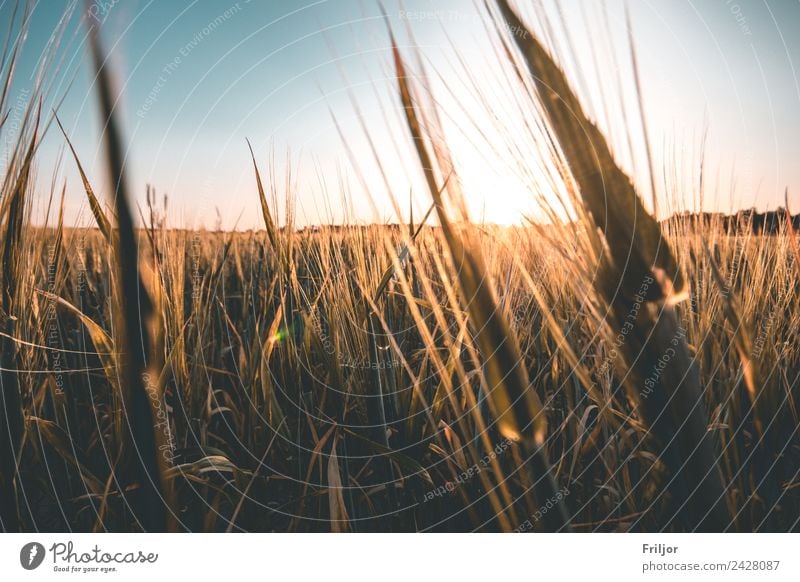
[0,1,797,532]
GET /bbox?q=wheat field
[0,1,798,533]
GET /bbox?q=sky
[2,0,799,229]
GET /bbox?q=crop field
[0,1,797,533]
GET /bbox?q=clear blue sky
[3,0,799,228]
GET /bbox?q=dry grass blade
[35,289,117,387]
[391,34,570,530]
[1,101,39,313]
[494,0,729,530]
[494,0,684,304]
[260,303,288,437]
[87,18,170,532]
[246,139,281,254]
[327,433,350,532]
[392,41,545,446]
[0,101,40,532]
[54,114,112,241]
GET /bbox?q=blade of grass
[87,18,170,532]
[390,30,569,531]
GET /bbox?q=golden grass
[0,1,797,532]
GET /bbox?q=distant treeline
[665,209,800,234]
